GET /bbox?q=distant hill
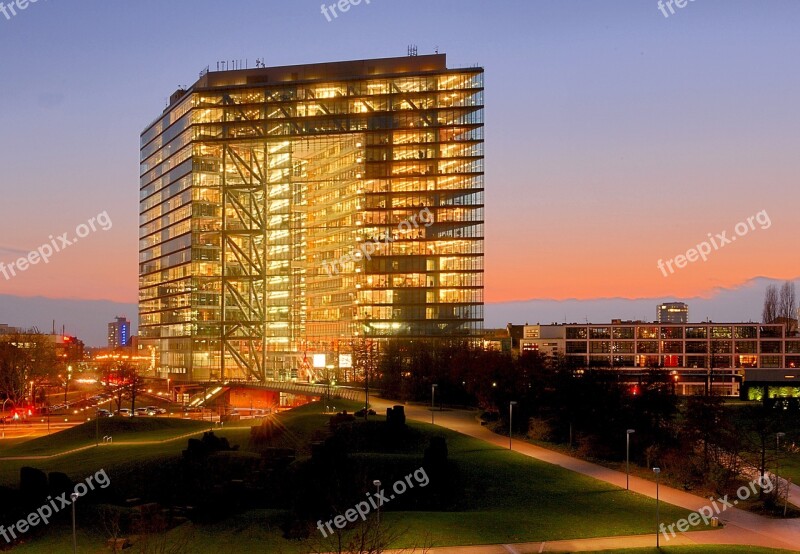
[0,294,137,347]
[2,276,797,346]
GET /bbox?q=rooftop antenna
[435,45,439,54]
[407,44,418,57]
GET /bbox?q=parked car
[96,409,112,418]
[115,409,132,417]
[134,407,149,416]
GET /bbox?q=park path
[369,397,800,552]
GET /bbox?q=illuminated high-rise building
[139,54,484,382]
[108,316,130,349]
[658,302,689,324]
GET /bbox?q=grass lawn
[585,544,793,554]
[0,417,214,458]
[5,399,704,551]
[777,452,800,487]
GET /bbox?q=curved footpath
[369,397,800,553]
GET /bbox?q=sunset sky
[1,0,798,343]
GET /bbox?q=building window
[637,341,658,354]
[711,341,732,354]
[761,341,783,354]
[661,327,684,339]
[566,341,587,354]
[711,326,732,339]
[663,341,683,354]
[686,327,708,339]
[613,327,634,340]
[735,341,758,354]
[637,326,659,339]
[685,342,708,354]
[590,341,610,353]
[566,327,587,340]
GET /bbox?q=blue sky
[1,0,798,344]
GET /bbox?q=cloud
[0,245,30,256]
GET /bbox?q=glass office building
[139,55,484,382]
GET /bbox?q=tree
[763,284,779,324]
[0,332,61,408]
[779,281,797,333]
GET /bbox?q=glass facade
[140,55,485,381]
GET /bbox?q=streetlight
[626,429,636,490]
[777,432,786,515]
[653,467,661,548]
[373,479,382,553]
[509,401,517,450]
[64,366,73,404]
[70,491,79,554]
[431,384,438,424]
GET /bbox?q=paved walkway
[370,397,800,552]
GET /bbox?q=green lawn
[4,399,705,551]
[777,452,800,486]
[0,417,213,458]
[585,545,793,554]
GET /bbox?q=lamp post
[626,429,635,490]
[777,431,786,514]
[70,491,79,554]
[509,401,517,450]
[373,479,382,553]
[653,467,661,548]
[431,384,438,424]
[65,366,73,404]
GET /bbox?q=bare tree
[0,332,61,408]
[763,284,779,324]
[779,281,798,333]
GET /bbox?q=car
[134,407,149,416]
[115,409,132,417]
[96,409,112,418]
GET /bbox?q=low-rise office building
[520,321,800,398]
